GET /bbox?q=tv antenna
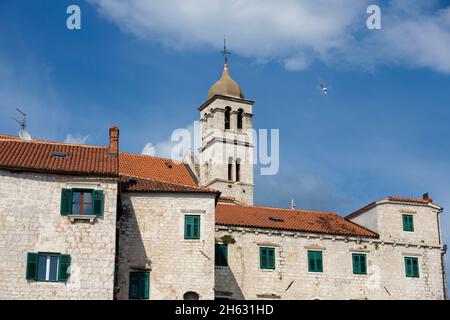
[13,108,32,140]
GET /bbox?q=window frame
[37,253,60,282]
[260,247,275,270]
[404,257,420,278]
[308,250,323,273]
[352,253,367,275]
[402,214,414,232]
[71,189,94,216]
[184,215,201,240]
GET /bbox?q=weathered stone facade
[116,193,217,300]
[0,170,117,300]
[214,201,446,300]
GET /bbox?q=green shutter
[60,189,73,216]
[215,244,228,267]
[260,247,275,269]
[26,252,38,280]
[58,254,71,282]
[184,215,200,239]
[308,251,323,272]
[144,272,150,300]
[352,253,367,274]
[403,215,414,232]
[405,257,419,278]
[92,190,104,217]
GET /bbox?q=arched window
[228,157,233,181]
[183,292,199,300]
[237,109,243,130]
[235,159,241,182]
[224,107,231,130]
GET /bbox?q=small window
[235,159,241,182]
[308,251,323,273]
[215,244,228,267]
[26,252,71,282]
[402,214,414,232]
[183,291,199,300]
[260,247,275,270]
[129,272,150,300]
[237,109,243,130]
[352,253,367,275]
[184,215,200,239]
[405,257,419,278]
[227,158,233,181]
[224,107,231,130]
[60,188,104,216]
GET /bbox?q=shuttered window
[184,215,200,239]
[26,252,71,282]
[405,257,419,278]
[352,253,367,275]
[260,247,275,270]
[60,188,104,216]
[402,214,414,232]
[215,244,228,267]
[308,251,323,272]
[129,272,150,300]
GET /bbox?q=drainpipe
[437,208,448,300]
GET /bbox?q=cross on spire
[221,38,231,65]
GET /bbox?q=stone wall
[116,192,216,300]
[0,170,117,300]
[215,226,446,300]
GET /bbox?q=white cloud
[141,121,200,160]
[64,134,89,145]
[89,0,450,73]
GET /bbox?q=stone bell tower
[198,49,255,204]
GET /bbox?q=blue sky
[1,0,450,288]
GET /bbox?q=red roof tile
[0,140,117,177]
[119,152,197,186]
[387,196,433,204]
[120,176,219,195]
[216,203,378,238]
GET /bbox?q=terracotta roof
[0,135,20,141]
[0,139,118,177]
[216,203,378,238]
[120,176,219,195]
[119,152,197,186]
[387,196,433,204]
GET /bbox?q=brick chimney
[109,126,119,155]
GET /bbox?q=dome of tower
[207,64,244,100]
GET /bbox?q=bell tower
[198,45,254,204]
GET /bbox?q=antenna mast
[13,108,27,130]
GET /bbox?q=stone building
[0,61,447,300]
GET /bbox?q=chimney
[109,126,119,155]
[291,198,296,210]
[422,193,432,202]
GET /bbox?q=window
[405,257,419,278]
[235,159,241,182]
[26,252,71,282]
[308,251,323,272]
[228,158,233,181]
[352,253,367,275]
[224,107,231,130]
[184,215,200,239]
[183,292,199,300]
[129,272,149,300]
[60,188,104,216]
[260,247,275,270]
[403,214,414,232]
[237,109,243,129]
[215,244,228,267]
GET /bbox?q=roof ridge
[119,151,184,164]
[220,202,336,215]
[0,137,108,149]
[120,175,216,192]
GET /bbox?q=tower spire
[221,38,230,65]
